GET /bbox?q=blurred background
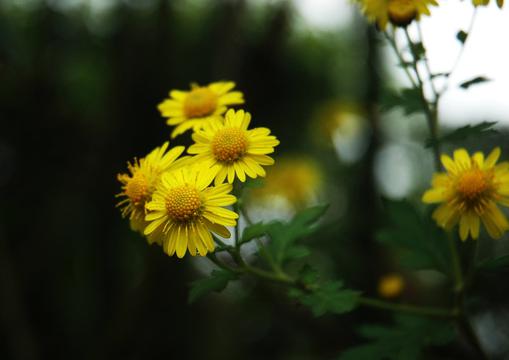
[1,0,508,359]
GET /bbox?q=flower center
[456,169,492,201]
[125,173,149,206]
[211,128,249,163]
[387,0,417,26]
[183,87,218,118]
[165,185,202,222]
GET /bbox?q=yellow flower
[422,147,509,240]
[187,109,279,185]
[251,156,322,209]
[144,167,238,258]
[377,273,404,299]
[158,81,244,138]
[472,0,503,8]
[358,0,438,30]
[116,142,186,243]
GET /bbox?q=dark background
[1,1,508,359]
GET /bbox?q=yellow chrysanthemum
[358,0,438,30]
[116,142,186,243]
[472,0,503,8]
[251,156,322,209]
[422,147,509,241]
[158,81,245,138]
[144,167,238,258]
[187,109,280,185]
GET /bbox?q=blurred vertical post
[353,22,382,293]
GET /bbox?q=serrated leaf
[381,88,423,116]
[289,280,360,317]
[293,204,329,226]
[266,204,329,265]
[188,270,237,304]
[459,76,491,89]
[376,200,450,274]
[240,222,272,245]
[297,264,319,285]
[339,315,455,360]
[425,121,497,148]
[456,30,468,44]
[476,254,509,271]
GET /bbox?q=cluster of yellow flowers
[116,81,279,258]
[357,0,503,30]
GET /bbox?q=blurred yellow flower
[422,147,509,240]
[144,167,238,258]
[116,142,186,243]
[251,156,322,209]
[312,102,369,163]
[158,81,244,138]
[358,0,437,30]
[472,0,503,8]
[377,273,404,298]
[188,109,279,185]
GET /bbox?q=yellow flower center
[165,185,202,222]
[211,127,248,163]
[125,173,149,206]
[387,0,417,26]
[183,87,218,118]
[456,168,492,201]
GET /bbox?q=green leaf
[289,280,360,317]
[476,254,509,272]
[239,221,272,245]
[381,88,423,116]
[456,30,468,44]
[188,270,237,304]
[339,315,455,360]
[459,76,491,89]
[244,178,265,189]
[411,42,426,61]
[376,200,450,274]
[285,245,311,261]
[297,264,319,286]
[425,121,497,148]
[266,204,329,265]
[430,72,450,79]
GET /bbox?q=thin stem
[358,297,457,319]
[439,8,478,95]
[447,232,463,295]
[206,253,241,274]
[416,22,439,100]
[239,205,254,226]
[402,27,441,171]
[383,31,418,88]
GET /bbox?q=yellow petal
[453,148,471,169]
[441,154,457,174]
[422,188,446,203]
[485,147,501,168]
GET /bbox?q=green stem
[358,297,457,319]
[206,253,241,274]
[384,30,418,88]
[447,231,463,295]
[402,27,441,171]
[438,8,478,96]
